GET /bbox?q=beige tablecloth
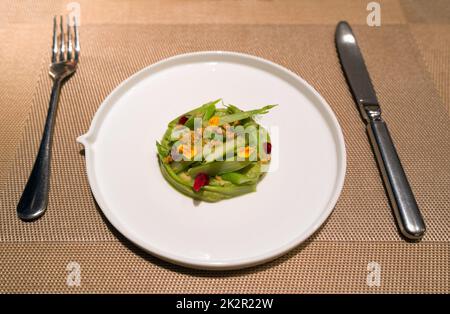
[0,0,448,293]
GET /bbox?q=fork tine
[67,15,72,60]
[59,16,65,61]
[74,16,80,61]
[51,16,57,62]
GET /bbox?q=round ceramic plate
[78,51,346,270]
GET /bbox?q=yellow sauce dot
[208,116,220,126]
[238,146,251,158]
[182,146,197,159]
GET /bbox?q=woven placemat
[1,1,449,293]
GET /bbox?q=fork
[17,16,80,221]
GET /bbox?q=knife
[335,21,426,240]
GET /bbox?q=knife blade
[335,21,426,240]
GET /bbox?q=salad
[156,99,276,202]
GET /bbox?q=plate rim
[77,51,347,270]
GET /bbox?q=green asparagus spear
[220,172,256,185]
[188,161,250,177]
[217,105,277,126]
[203,184,257,196]
[184,99,221,129]
[171,161,195,173]
[159,160,227,202]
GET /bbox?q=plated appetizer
[156,99,276,202]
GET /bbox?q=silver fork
[17,16,80,221]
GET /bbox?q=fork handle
[17,79,63,221]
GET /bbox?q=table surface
[0,0,449,293]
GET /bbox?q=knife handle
[367,117,426,240]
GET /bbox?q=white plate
[78,51,346,270]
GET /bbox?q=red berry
[178,115,188,125]
[264,142,272,154]
[193,173,209,192]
